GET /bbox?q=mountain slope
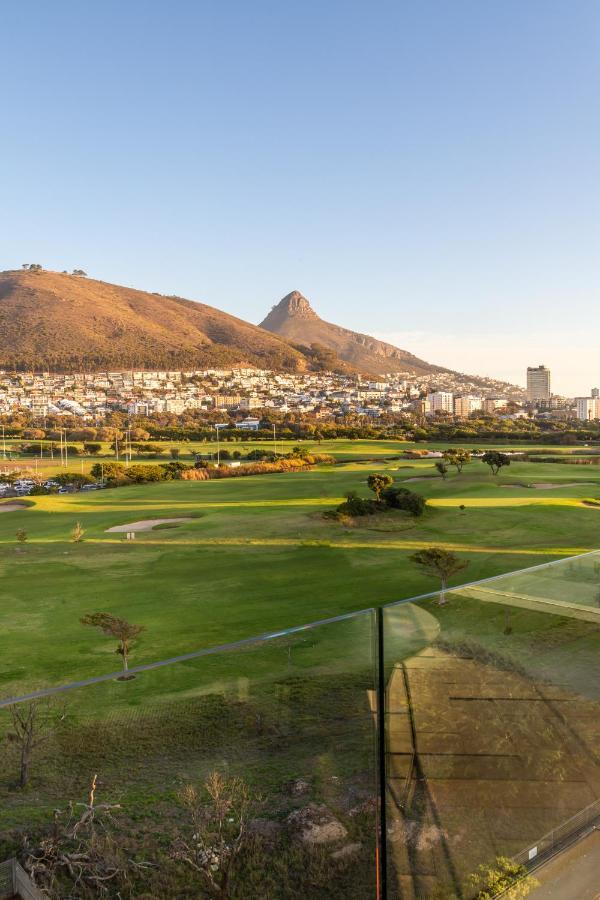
[260,291,448,377]
[0,270,309,373]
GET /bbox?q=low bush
[335,492,382,517]
[381,485,426,516]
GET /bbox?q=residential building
[215,395,242,408]
[453,395,483,417]
[427,391,454,413]
[527,365,551,402]
[576,397,600,421]
[483,397,507,414]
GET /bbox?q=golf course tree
[367,472,393,500]
[52,472,94,488]
[83,441,102,455]
[15,528,27,544]
[481,451,511,476]
[409,547,469,605]
[435,461,449,480]
[80,613,145,677]
[443,448,471,474]
[5,698,62,789]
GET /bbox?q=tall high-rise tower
[526,365,551,402]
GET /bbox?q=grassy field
[2,441,600,898]
[1,446,600,700]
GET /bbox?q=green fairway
[2,445,600,700]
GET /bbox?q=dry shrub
[181,455,334,482]
[181,468,210,481]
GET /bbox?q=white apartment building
[576,397,600,421]
[427,391,454,413]
[527,365,551,402]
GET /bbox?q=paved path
[528,830,600,899]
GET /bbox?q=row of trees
[434,449,511,478]
[20,264,87,275]
[4,405,600,444]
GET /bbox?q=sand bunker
[106,517,193,533]
[0,501,29,513]
[507,482,596,490]
[530,482,596,490]
[402,476,436,483]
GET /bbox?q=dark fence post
[376,606,387,899]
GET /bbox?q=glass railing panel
[383,585,600,899]
[458,549,600,621]
[0,610,379,899]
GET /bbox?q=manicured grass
[1,447,600,701]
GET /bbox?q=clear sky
[1,1,598,394]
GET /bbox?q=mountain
[259,291,449,377]
[0,270,310,373]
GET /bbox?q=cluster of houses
[0,367,534,424]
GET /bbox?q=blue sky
[1,1,598,393]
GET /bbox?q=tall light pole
[273,423,277,457]
[214,423,227,465]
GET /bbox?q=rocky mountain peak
[259,291,319,332]
[277,291,318,319]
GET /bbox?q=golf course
[2,440,600,700]
[1,440,600,898]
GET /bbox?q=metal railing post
[376,606,388,899]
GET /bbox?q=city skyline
[1,1,598,395]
